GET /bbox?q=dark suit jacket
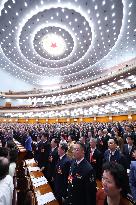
[66,159,96,205]
[103,149,128,169]
[37,141,51,168]
[122,144,135,168]
[129,161,136,201]
[97,136,109,155]
[89,148,103,180]
[48,147,59,181]
[54,155,71,199]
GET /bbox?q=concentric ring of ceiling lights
[26,26,74,61]
[0,0,135,87]
[34,27,73,60]
[18,7,92,69]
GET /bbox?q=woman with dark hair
[97,162,129,205]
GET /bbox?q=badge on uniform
[76,173,82,179]
[89,174,95,182]
[68,174,73,184]
[57,166,62,174]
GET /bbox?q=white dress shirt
[0,175,14,205]
[9,162,16,177]
[76,157,84,165]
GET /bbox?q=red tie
[90,150,92,162]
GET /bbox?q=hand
[40,167,45,171]
[49,156,53,162]
[51,177,54,182]
[62,197,65,204]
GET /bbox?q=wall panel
[0,114,135,124]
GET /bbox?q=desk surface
[30,171,43,178]
[26,160,59,205]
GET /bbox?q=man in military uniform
[66,141,96,205]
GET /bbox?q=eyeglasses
[102,176,113,184]
[73,148,80,151]
[108,142,114,144]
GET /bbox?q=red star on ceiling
[51,42,57,48]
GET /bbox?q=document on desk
[25,158,35,165]
[28,166,40,172]
[36,192,56,205]
[32,176,48,187]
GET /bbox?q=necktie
[90,150,92,162]
[110,153,115,162]
[128,146,132,154]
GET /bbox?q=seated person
[129,147,136,202]
[97,162,129,205]
[0,157,14,205]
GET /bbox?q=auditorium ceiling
[0,0,136,90]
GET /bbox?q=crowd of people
[0,121,136,205]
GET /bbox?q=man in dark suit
[123,135,135,169]
[97,129,109,155]
[54,142,71,205]
[33,135,41,162]
[103,138,127,169]
[37,132,51,177]
[66,141,96,205]
[88,138,102,180]
[79,136,90,160]
[47,138,59,188]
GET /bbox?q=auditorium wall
[0,114,135,123]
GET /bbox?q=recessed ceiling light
[112,13,115,17]
[111,4,115,9]
[95,5,98,10]
[88,9,90,14]
[102,0,106,6]
[129,3,132,8]
[96,13,99,17]
[24,2,28,7]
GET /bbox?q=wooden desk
[30,171,43,178]
[34,184,58,205]
[26,160,59,205]
[13,139,26,164]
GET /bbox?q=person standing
[66,141,96,205]
[129,147,136,201]
[48,138,59,188]
[37,133,51,177]
[103,138,127,169]
[97,162,129,205]
[54,143,71,205]
[88,138,102,180]
[0,157,14,205]
[123,135,135,169]
[24,131,33,159]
